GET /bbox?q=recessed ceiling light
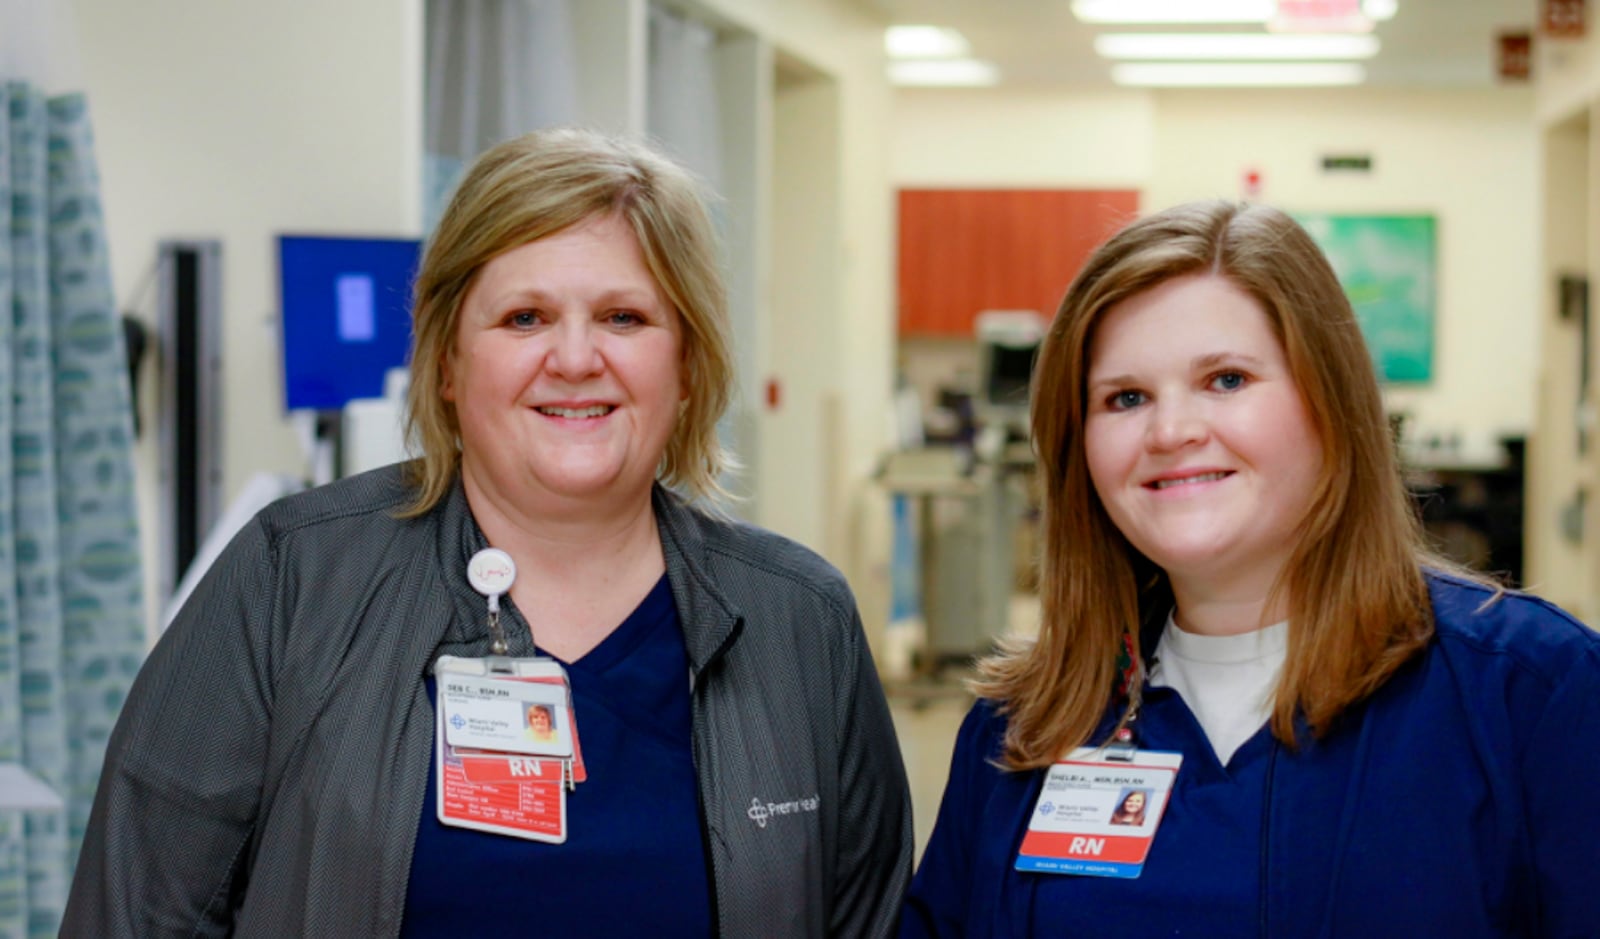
[1111,62,1366,86]
[1072,0,1275,24]
[1095,33,1379,59]
[885,25,972,59]
[889,59,1001,87]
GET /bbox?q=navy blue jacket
[903,575,1600,938]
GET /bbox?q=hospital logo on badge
[1037,801,1055,817]
[450,713,467,730]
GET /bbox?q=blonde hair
[402,127,734,515]
[976,200,1439,770]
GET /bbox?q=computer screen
[278,235,422,412]
[984,343,1036,410]
[975,310,1046,425]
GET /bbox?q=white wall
[1537,30,1600,126]
[893,88,1155,187]
[890,85,1541,467]
[73,0,425,637]
[766,72,842,554]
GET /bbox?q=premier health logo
[1037,801,1055,817]
[746,794,821,829]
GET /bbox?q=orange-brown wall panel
[898,189,1140,337]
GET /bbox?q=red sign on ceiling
[1276,0,1362,17]
[1274,0,1370,32]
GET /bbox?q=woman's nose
[1146,395,1207,451]
[546,319,603,378]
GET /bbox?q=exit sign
[1322,154,1374,172]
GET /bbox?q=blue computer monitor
[278,234,422,412]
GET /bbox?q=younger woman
[903,200,1600,938]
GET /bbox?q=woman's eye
[1211,371,1246,392]
[607,310,643,327]
[508,311,541,328]
[1109,390,1145,410]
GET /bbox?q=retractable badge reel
[467,548,517,671]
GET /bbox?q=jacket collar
[652,484,744,677]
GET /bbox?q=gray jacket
[64,466,912,937]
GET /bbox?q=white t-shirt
[1147,613,1288,766]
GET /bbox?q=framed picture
[1296,213,1437,383]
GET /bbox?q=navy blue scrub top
[401,575,712,937]
[904,689,1263,938]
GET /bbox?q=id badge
[433,655,577,843]
[1016,747,1182,878]
[439,672,575,757]
[437,654,587,781]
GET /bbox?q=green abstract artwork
[1295,214,1437,383]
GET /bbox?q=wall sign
[1498,32,1533,80]
[1321,154,1373,172]
[1543,0,1585,37]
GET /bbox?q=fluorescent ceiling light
[1111,62,1366,86]
[1073,0,1275,24]
[1269,13,1373,33]
[1096,33,1379,59]
[1363,0,1398,20]
[886,25,972,59]
[889,59,1000,87]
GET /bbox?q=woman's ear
[679,327,692,402]
[440,350,456,402]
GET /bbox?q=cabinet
[896,188,1140,337]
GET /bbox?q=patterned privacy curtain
[0,81,145,938]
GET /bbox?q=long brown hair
[975,200,1437,770]
[402,127,735,516]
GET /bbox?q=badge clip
[1105,724,1138,762]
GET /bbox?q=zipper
[688,615,742,936]
[1258,739,1280,939]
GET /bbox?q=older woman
[902,201,1600,937]
[65,128,911,937]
